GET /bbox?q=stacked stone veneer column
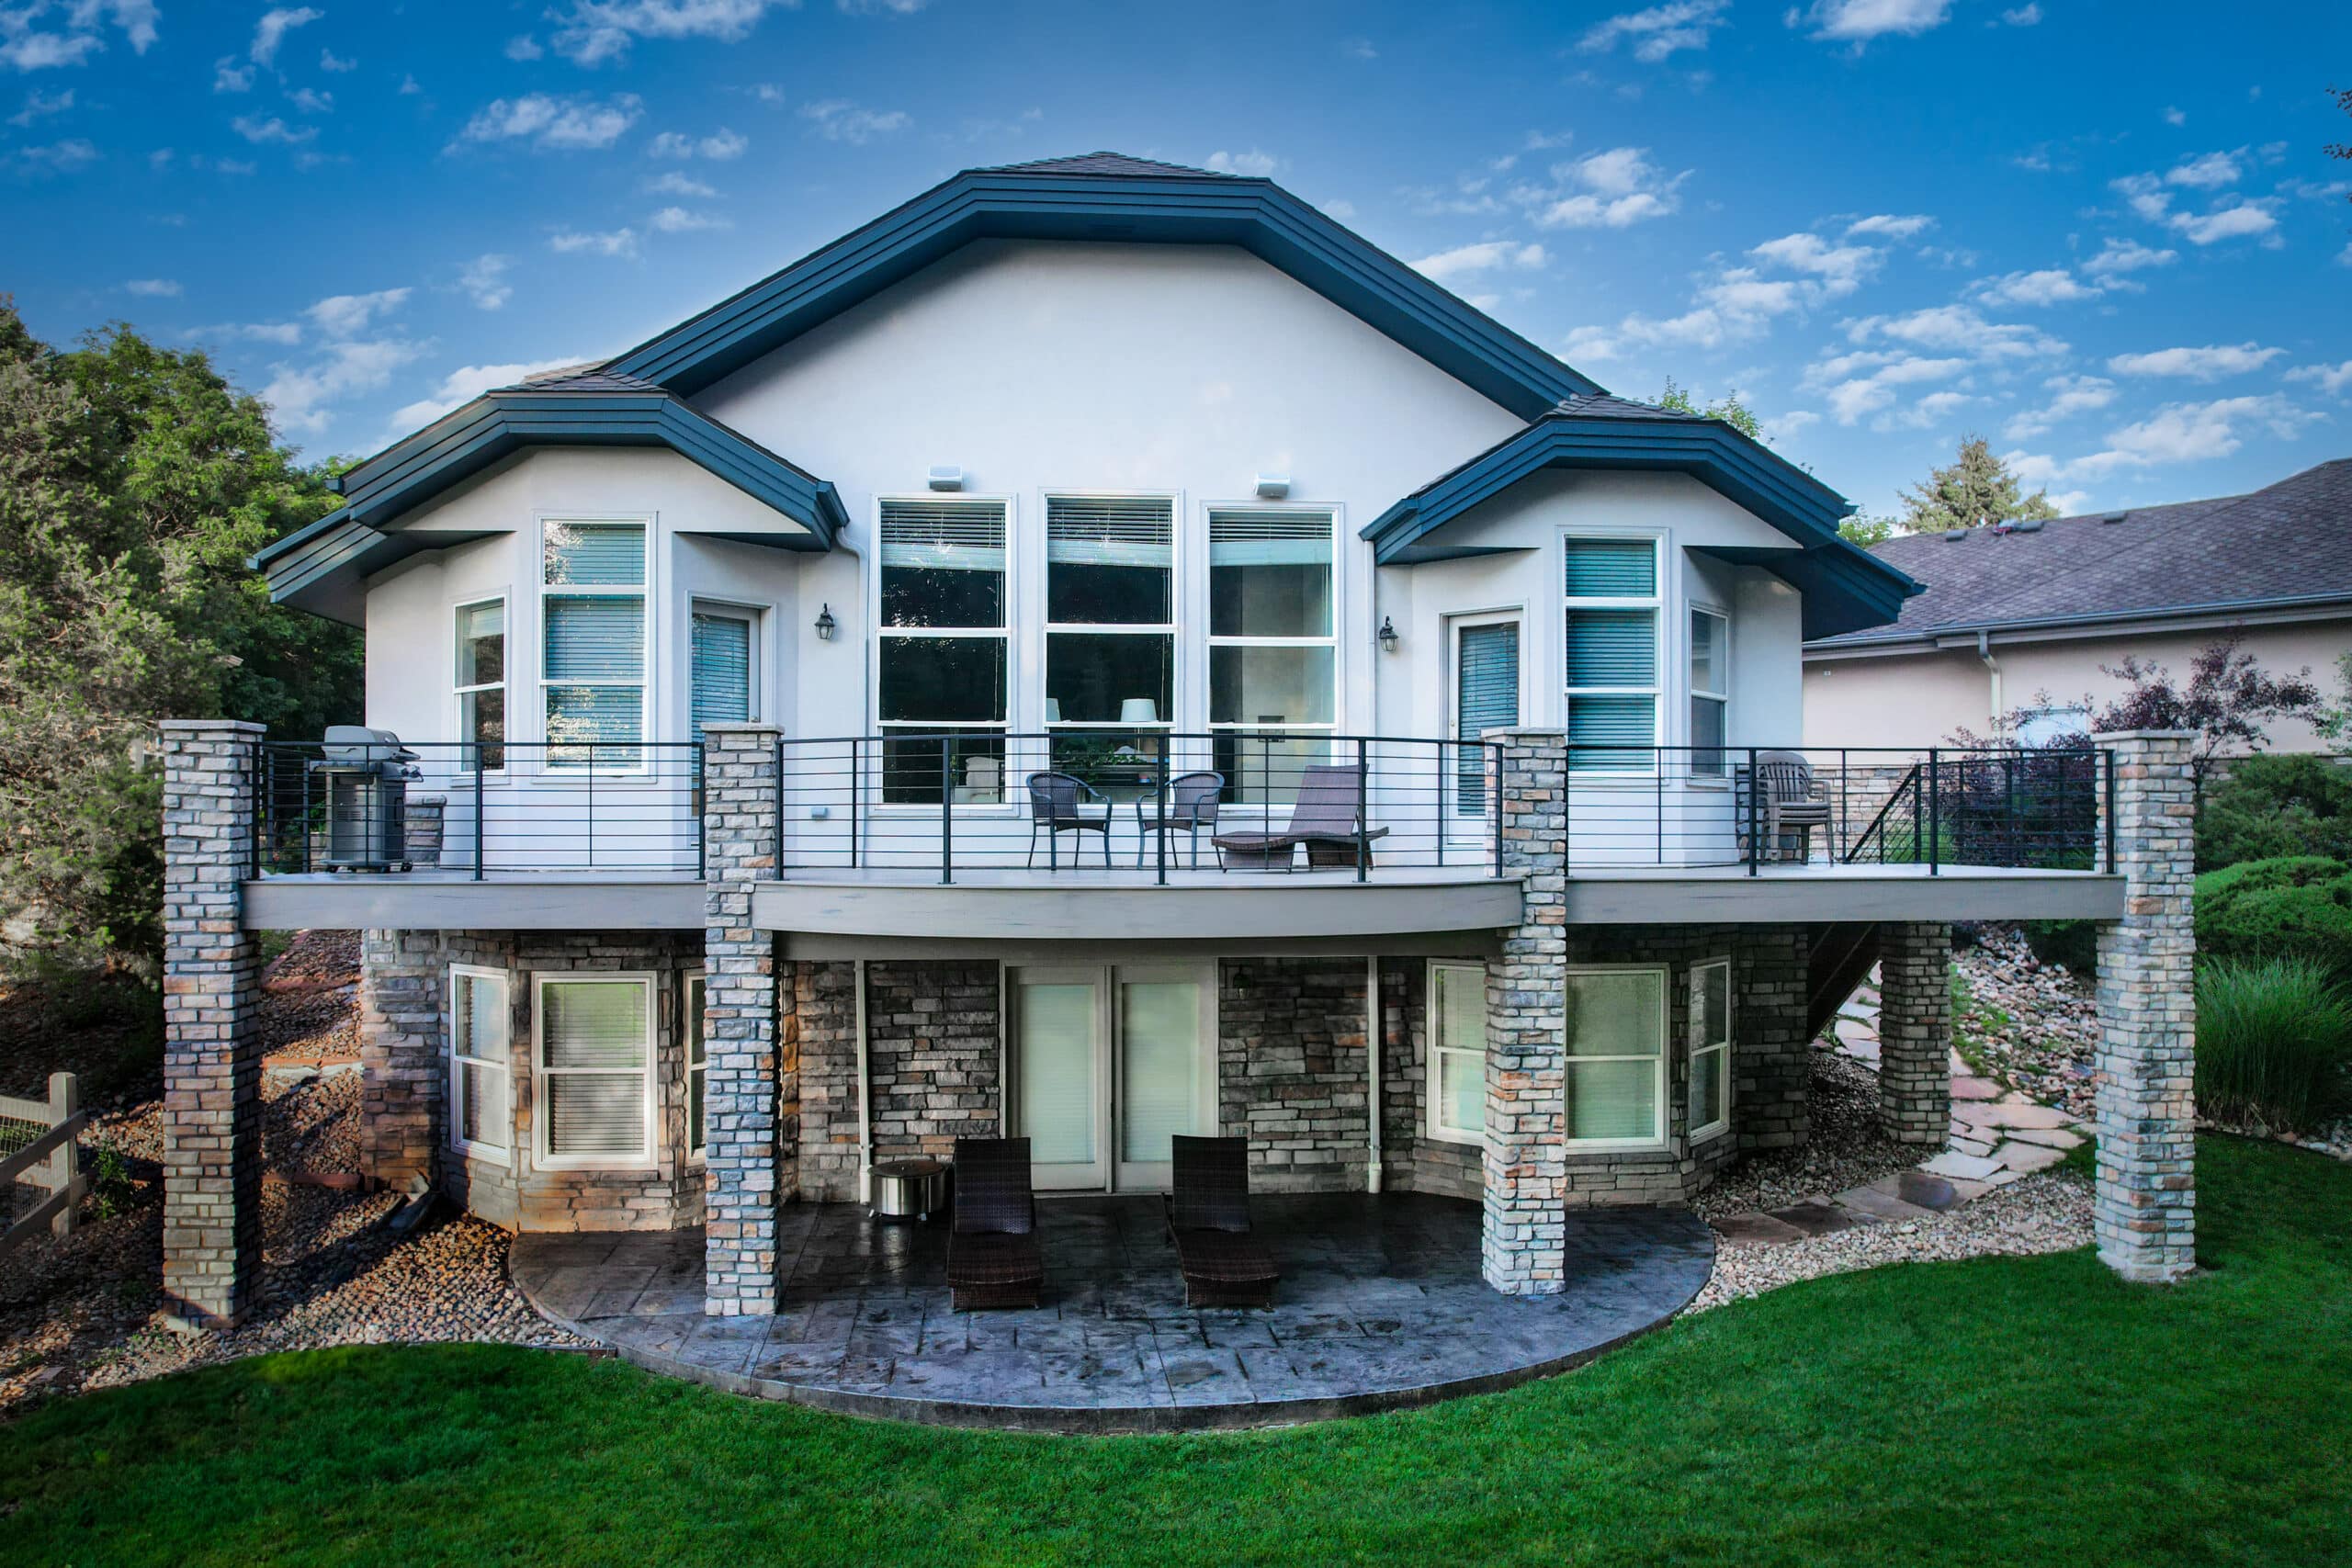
[1482,730,1568,1295]
[700,724,786,1315]
[2093,729,2198,1283]
[1734,926,1810,1152]
[1877,921,1952,1145]
[157,719,266,1329]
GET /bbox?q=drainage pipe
[854,957,873,1204]
[1977,629,2003,732]
[1365,954,1384,1194]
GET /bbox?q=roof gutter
[1804,588,2352,658]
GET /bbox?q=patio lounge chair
[1024,772,1112,868]
[1755,750,1834,863]
[1209,763,1389,871]
[1133,770,1224,868]
[946,1137,1044,1311]
[1165,1135,1278,1308]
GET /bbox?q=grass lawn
[4,1135,2347,1568]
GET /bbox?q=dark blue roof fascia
[604,170,1600,419]
[1362,416,1922,640]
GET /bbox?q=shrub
[2195,856,2352,977]
[2198,753,2352,872]
[2194,957,2352,1132]
[2020,919,2098,976]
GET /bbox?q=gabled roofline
[602,164,1602,419]
[1804,588,2352,655]
[1363,410,1922,641]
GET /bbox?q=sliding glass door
[1010,964,1215,1192]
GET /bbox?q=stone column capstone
[2091,729,2198,1283]
[1482,729,1567,1296]
[1877,921,1953,1145]
[157,718,266,1330]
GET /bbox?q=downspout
[1976,630,2003,734]
[1365,955,1384,1194]
[854,957,872,1204]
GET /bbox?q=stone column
[1877,921,1951,1145]
[1735,925,1810,1152]
[700,723,786,1315]
[1482,729,1567,1296]
[356,929,444,1188]
[157,718,266,1330]
[2092,729,2197,1283]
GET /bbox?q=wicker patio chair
[1165,1135,1278,1309]
[1756,750,1835,863]
[1024,772,1112,869]
[1133,771,1225,868]
[1210,763,1389,871]
[946,1136,1044,1311]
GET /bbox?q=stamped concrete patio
[512,1193,1714,1432]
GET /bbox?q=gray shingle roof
[1808,458,2352,648]
[1551,392,1707,423]
[979,152,1233,179]
[507,365,665,393]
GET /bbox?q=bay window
[1207,509,1336,802]
[534,975,655,1168]
[876,499,1008,805]
[1428,961,1487,1145]
[454,597,506,772]
[542,521,647,769]
[1045,495,1175,789]
[449,965,511,1158]
[1562,536,1659,773]
[1690,957,1732,1141]
[1563,965,1668,1148]
[1690,606,1728,778]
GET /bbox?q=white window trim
[1562,962,1670,1152]
[687,599,763,736]
[531,971,659,1171]
[448,964,513,1163]
[1445,606,1526,829]
[1203,501,1342,739]
[1040,489,1181,745]
[870,493,1015,810]
[684,969,707,1167]
[1560,531,1665,778]
[1690,956,1734,1143]
[1425,960,1487,1146]
[452,592,510,776]
[538,516,653,775]
[1689,604,1731,785]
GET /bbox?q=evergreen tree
[1897,434,2062,534]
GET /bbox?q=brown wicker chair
[1165,1135,1278,1308]
[946,1137,1044,1311]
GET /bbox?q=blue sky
[4,0,2347,519]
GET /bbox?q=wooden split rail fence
[0,1072,85,1258]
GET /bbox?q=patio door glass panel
[1114,971,1211,1189]
[1452,618,1520,822]
[1013,975,1106,1190]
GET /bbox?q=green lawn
[5,1135,2348,1568]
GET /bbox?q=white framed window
[875,497,1010,806]
[1206,507,1337,802]
[1690,605,1729,780]
[684,971,707,1164]
[449,964,512,1159]
[541,520,649,770]
[1045,493,1176,782]
[1690,957,1733,1142]
[1427,962,1487,1145]
[454,596,507,773]
[533,973,656,1168]
[1562,536,1661,774]
[1563,964,1668,1149]
[689,604,756,742]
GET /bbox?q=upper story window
[1046,495,1175,777]
[454,597,506,772]
[876,498,1009,804]
[1562,537,1659,773]
[689,606,754,743]
[1208,509,1337,800]
[1690,606,1728,778]
[542,522,647,768]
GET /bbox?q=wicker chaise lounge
[1210,763,1389,871]
[946,1137,1044,1311]
[1165,1135,1279,1308]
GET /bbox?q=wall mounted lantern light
[1377,615,1399,654]
[814,604,837,641]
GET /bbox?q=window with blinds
[689,609,752,742]
[684,972,707,1163]
[454,598,506,772]
[1562,536,1659,773]
[1208,509,1339,804]
[1454,621,1520,818]
[1046,496,1173,748]
[535,976,654,1166]
[449,966,511,1158]
[1690,607,1729,778]
[543,522,646,767]
[1563,967,1668,1147]
[1690,958,1732,1140]
[876,498,1009,805]
[1428,963,1487,1144]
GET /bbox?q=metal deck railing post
[2104,747,2118,873]
[1493,743,1505,877]
[473,755,485,881]
[939,736,954,886]
[697,741,709,882]
[1746,748,1759,877]
[1355,738,1371,883]
[1156,761,1170,886]
[1928,747,1940,876]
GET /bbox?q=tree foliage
[0,299,359,972]
[1657,377,1762,440]
[1838,513,1897,547]
[1897,435,2061,534]
[2094,633,2320,784]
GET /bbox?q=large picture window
[542,521,647,768]
[454,597,506,772]
[1563,965,1668,1148]
[534,975,655,1168]
[1207,509,1336,801]
[1690,606,1728,778]
[1690,957,1732,1142]
[1046,495,1175,788]
[1428,962,1487,1145]
[1562,536,1659,773]
[449,965,511,1158]
[876,499,1008,805]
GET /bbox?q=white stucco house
[154,155,2194,1396]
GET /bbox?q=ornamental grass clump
[2194,957,2352,1134]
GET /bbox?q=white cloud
[1409,241,1547,283]
[1761,408,1821,444]
[2165,149,2243,189]
[836,0,928,11]
[2009,396,2320,481]
[1997,3,2041,22]
[2163,106,2186,127]
[456,94,644,152]
[505,34,544,61]
[319,47,355,71]
[648,205,729,232]
[212,56,254,92]
[1320,197,1355,219]
[231,113,316,145]
[1788,0,1952,44]
[548,0,793,67]
[2081,236,2177,277]
[1803,350,1972,424]
[0,0,155,71]
[1204,147,1279,176]
[122,276,179,296]
[2284,361,2352,398]
[1577,0,1730,62]
[1528,146,1689,230]
[12,137,99,170]
[650,127,746,159]
[250,6,322,68]
[2003,374,2117,440]
[306,287,412,338]
[2112,171,2280,246]
[749,82,784,105]
[1845,304,2065,360]
[1559,223,1884,361]
[1844,212,1933,240]
[7,86,72,125]
[458,254,512,310]
[399,73,419,95]
[188,320,305,345]
[1973,267,2101,307]
[644,169,716,197]
[265,337,426,435]
[1340,36,1376,60]
[288,85,332,113]
[384,357,593,436]
[2107,342,2284,380]
[550,226,639,257]
[800,98,910,144]
[1750,231,1881,290]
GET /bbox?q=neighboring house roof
[1806,458,2352,653]
[1362,396,1921,641]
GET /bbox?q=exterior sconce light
[1377,615,1399,654]
[814,604,837,641]
[1254,472,1291,499]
